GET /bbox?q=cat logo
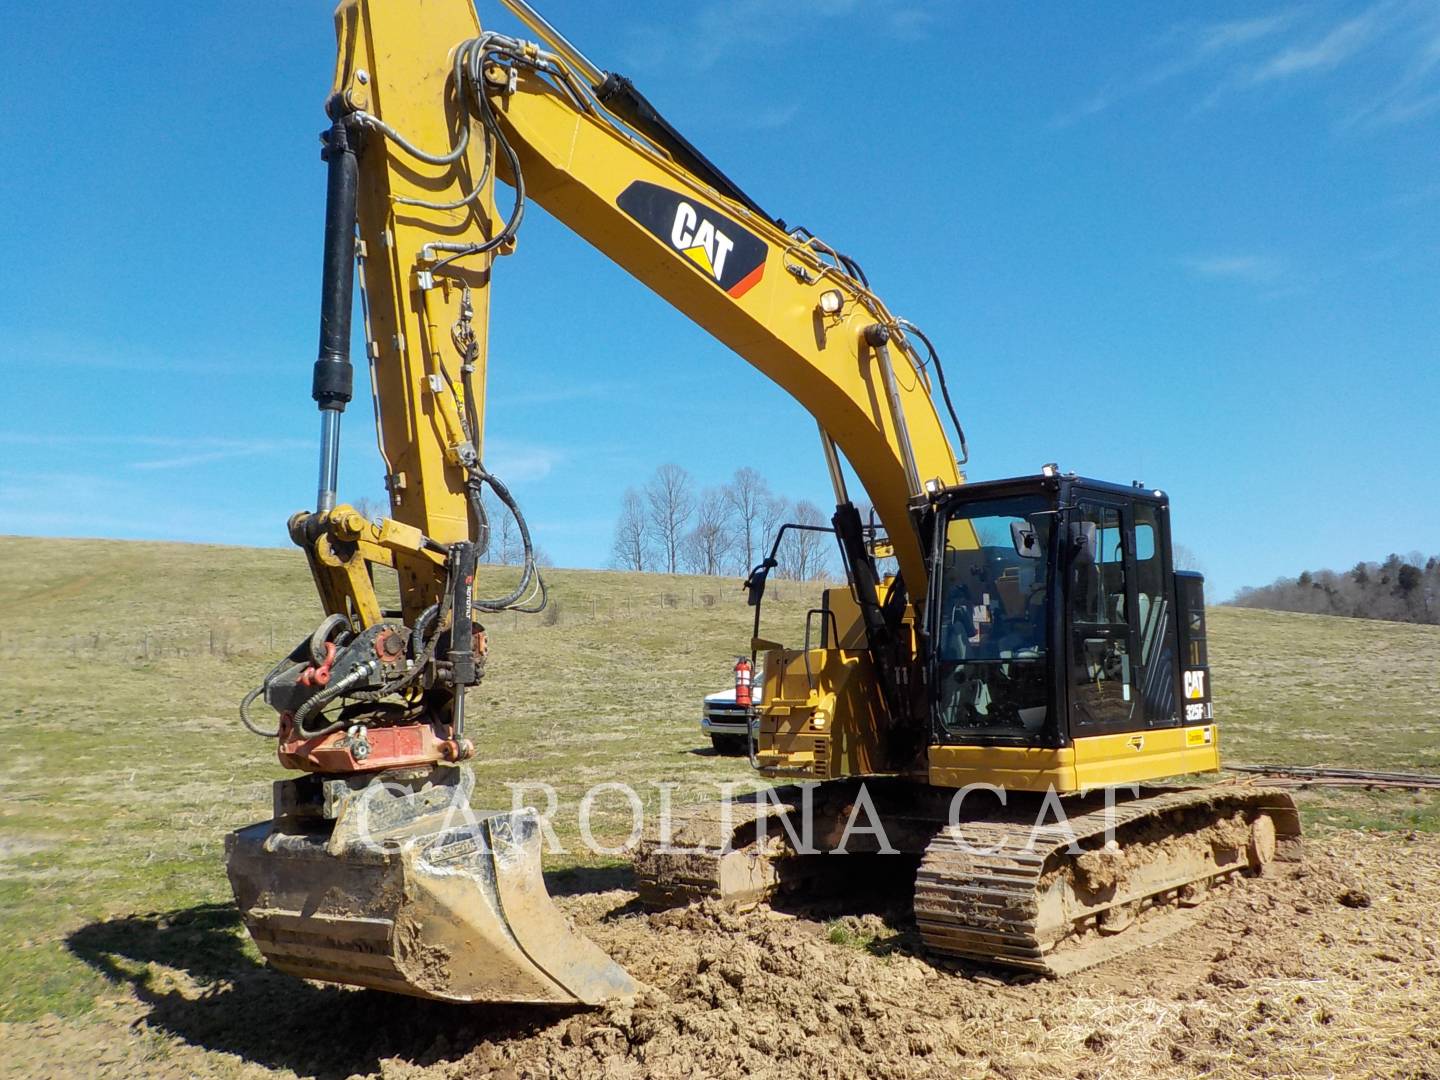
[1127,734,1145,751]
[669,202,734,281]
[617,180,768,299]
[1183,670,1207,701]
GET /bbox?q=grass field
[1,535,1437,1030]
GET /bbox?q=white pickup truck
[699,665,762,755]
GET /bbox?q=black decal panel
[617,180,768,298]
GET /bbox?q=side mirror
[744,558,777,607]
[1010,521,1041,559]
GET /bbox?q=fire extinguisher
[734,656,753,708]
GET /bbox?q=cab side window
[1070,504,1134,730]
[1133,503,1177,725]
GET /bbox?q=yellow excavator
[226,0,1300,1006]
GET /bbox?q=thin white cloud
[0,433,311,471]
[129,443,303,471]
[1182,254,1288,286]
[745,102,801,131]
[485,439,564,484]
[1193,12,1300,56]
[889,7,936,43]
[0,332,282,375]
[1054,11,1295,125]
[623,0,917,75]
[1059,1,1440,130]
[1249,13,1379,83]
[1341,21,1440,128]
[0,467,257,543]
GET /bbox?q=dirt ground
[5,827,1438,1080]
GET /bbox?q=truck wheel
[710,735,744,756]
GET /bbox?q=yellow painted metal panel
[928,745,1078,793]
[929,726,1223,793]
[1072,726,1222,789]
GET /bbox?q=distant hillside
[1230,552,1439,625]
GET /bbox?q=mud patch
[13,831,1440,1079]
[407,829,1440,1080]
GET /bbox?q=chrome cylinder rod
[317,409,342,513]
[498,0,605,86]
[866,325,922,498]
[817,421,850,506]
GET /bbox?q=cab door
[1130,500,1180,729]
[1066,499,1138,736]
[1065,496,1179,738]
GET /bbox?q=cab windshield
[935,495,1053,739]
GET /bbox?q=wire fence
[0,584,825,663]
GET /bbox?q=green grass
[0,537,1436,1023]
[824,918,877,950]
[0,536,814,1022]
[1209,606,1440,772]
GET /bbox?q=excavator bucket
[224,766,634,1005]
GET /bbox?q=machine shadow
[66,902,581,1079]
[542,861,633,896]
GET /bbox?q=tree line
[1229,552,1440,625]
[611,464,834,580]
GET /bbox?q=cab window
[935,496,1052,740]
[1069,503,1133,731]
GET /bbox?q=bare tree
[855,500,898,579]
[777,499,831,580]
[723,466,771,572]
[477,488,500,564]
[645,463,696,574]
[682,488,736,576]
[478,487,523,566]
[1172,544,1204,573]
[756,493,790,568]
[352,496,386,523]
[610,487,650,571]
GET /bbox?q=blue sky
[1,0,1437,599]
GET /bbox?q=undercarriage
[634,779,1301,975]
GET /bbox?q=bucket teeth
[225,766,635,1005]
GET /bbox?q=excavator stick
[225,767,634,1005]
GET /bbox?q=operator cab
[925,472,1210,750]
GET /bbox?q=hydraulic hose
[240,682,281,738]
[290,661,378,740]
[896,318,969,466]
